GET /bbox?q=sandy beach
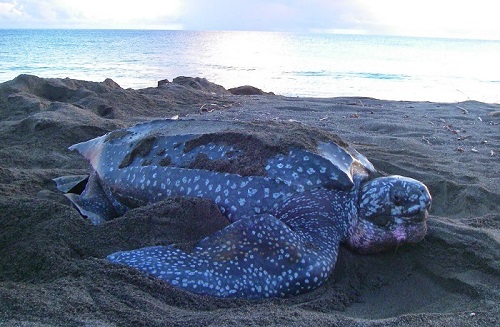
[0,74,498,326]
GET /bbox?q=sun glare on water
[193,31,298,91]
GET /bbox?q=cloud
[0,0,499,39]
[0,1,22,17]
[63,0,182,23]
[180,0,500,39]
[178,0,364,32]
[0,1,73,27]
[354,0,500,39]
[0,0,183,29]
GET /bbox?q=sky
[1,0,499,40]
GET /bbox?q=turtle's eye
[371,215,391,227]
[391,190,404,205]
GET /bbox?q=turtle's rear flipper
[107,214,336,298]
[54,170,121,225]
[53,175,89,194]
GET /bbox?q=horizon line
[1,27,499,42]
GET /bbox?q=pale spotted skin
[108,189,356,298]
[57,119,432,298]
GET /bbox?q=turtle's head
[348,175,431,254]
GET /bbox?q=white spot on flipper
[248,188,257,196]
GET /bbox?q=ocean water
[1,29,499,103]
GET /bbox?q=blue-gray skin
[55,119,431,299]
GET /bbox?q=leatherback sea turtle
[55,119,431,299]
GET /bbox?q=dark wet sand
[0,75,498,326]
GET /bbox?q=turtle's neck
[274,189,356,256]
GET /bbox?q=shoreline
[0,75,498,326]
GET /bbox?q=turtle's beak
[412,203,431,224]
[401,208,428,223]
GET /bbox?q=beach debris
[457,135,471,141]
[199,103,208,112]
[456,146,465,152]
[421,136,432,145]
[481,140,488,144]
[319,115,329,121]
[444,124,460,134]
[351,113,360,118]
[491,150,495,156]
[199,103,217,113]
[456,89,471,100]
[477,116,483,122]
[170,115,179,120]
[456,106,468,114]
[471,148,478,153]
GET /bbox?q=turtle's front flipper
[107,214,338,298]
